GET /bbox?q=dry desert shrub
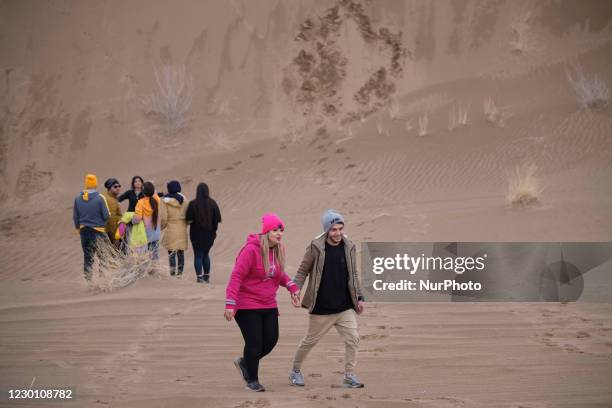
[483,97,513,127]
[417,114,429,136]
[448,104,469,131]
[388,99,401,121]
[88,238,159,292]
[142,64,194,137]
[483,97,500,123]
[566,63,610,109]
[507,164,542,208]
[509,10,536,54]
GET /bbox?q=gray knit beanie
[321,209,344,233]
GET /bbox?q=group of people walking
[225,210,366,392]
[72,173,221,283]
[74,173,365,391]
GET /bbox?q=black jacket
[185,199,222,248]
[118,190,144,212]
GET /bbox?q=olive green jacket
[293,233,364,312]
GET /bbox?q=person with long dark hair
[118,176,144,212]
[133,181,161,260]
[185,182,221,283]
[224,213,300,392]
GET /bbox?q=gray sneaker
[245,381,265,392]
[343,372,364,388]
[289,369,305,386]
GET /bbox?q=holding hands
[291,291,301,308]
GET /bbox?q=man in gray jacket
[73,174,110,280]
[289,209,365,388]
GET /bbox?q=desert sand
[1,0,612,407]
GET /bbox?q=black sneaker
[203,274,210,283]
[196,275,205,283]
[245,381,265,392]
[233,357,248,385]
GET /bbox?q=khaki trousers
[292,308,359,372]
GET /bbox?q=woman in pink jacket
[224,213,300,392]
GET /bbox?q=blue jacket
[73,190,110,232]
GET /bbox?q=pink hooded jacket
[225,234,299,310]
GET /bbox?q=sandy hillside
[1,0,612,407]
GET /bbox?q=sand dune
[1,0,612,406]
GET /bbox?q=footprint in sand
[345,163,356,169]
[224,166,233,171]
[234,398,270,408]
[207,168,216,173]
[576,331,591,339]
[233,161,242,166]
[308,373,322,378]
[317,157,328,164]
[335,148,346,154]
[250,153,264,159]
[563,344,583,353]
[361,334,389,341]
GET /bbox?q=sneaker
[245,381,265,392]
[203,274,210,283]
[343,373,364,388]
[196,275,205,283]
[233,357,248,385]
[289,369,305,386]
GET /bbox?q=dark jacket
[185,199,222,248]
[73,190,110,232]
[293,233,364,313]
[118,189,143,212]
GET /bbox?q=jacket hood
[246,233,261,248]
[163,195,184,208]
[80,190,99,202]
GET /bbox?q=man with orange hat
[73,174,110,280]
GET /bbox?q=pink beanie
[261,213,285,234]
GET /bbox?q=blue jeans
[193,246,211,279]
[80,227,107,279]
